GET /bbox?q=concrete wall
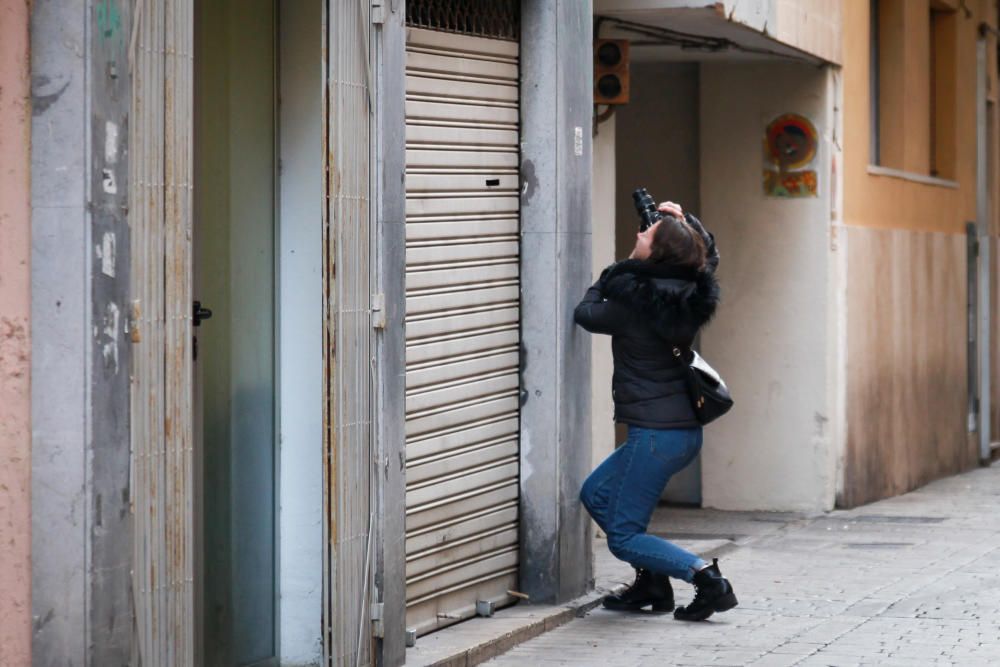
[30,0,90,663]
[698,61,837,512]
[0,2,32,664]
[519,0,594,603]
[31,0,134,662]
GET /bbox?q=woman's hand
[658,201,683,219]
[627,202,683,260]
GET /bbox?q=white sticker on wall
[100,232,116,278]
[105,121,119,164]
[102,168,117,194]
[574,126,584,156]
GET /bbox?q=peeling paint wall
[87,0,132,661]
[0,1,33,665]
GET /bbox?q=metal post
[374,1,407,664]
[976,37,992,463]
[967,222,979,435]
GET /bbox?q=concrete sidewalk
[406,466,1000,667]
[482,464,1000,666]
[406,506,812,666]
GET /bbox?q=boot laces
[690,569,725,607]
[690,581,714,606]
[623,569,650,594]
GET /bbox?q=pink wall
[0,1,32,665]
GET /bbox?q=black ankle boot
[673,559,738,621]
[603,568,674,612]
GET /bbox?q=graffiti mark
[31,76,70,116]
[102,302,121,375]
[33,609,55,635]
[520,159,538,204]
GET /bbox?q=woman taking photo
[574,201,737,622]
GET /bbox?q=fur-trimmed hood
[600,259,720,344]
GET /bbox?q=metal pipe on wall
[977,37,992,463]
[373,1,408,663]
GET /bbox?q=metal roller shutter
[404,26,521,636]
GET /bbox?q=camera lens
[633,188,662,232]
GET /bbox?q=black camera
[632,187,662,232]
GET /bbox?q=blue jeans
[580,425,706,583]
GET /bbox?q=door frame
[276,0,325,662]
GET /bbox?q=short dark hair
[648,216,707,270]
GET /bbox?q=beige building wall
[588,7,844,511]
[839,0,998,506]
[698,61,838,512]
[614,61,702,503]
[595,58,838,512]
[587,1,997,510]
[0,1,33,664]
[591,118,617,477]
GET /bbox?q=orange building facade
[839,0,1000,506]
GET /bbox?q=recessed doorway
[193,1,324,664]
[194,1,277,664]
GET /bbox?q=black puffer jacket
[574,214,720,429]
